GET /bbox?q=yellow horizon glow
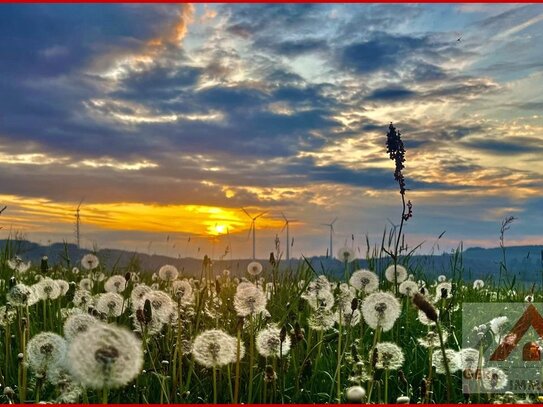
[0,195,283,236]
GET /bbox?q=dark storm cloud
[340,34,430,74]
[461,137,543,155]
[366,87,417,102]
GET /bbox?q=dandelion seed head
[482,367,508,390]
[55,279,70,296]
[308,308,336,331]
[247,261,263,276]
[304,288,335,311]
[437,275,447,282]
[73,289,94,308]
[7,256,31,273]
[192,329,237,368]
[34,278,61,300]
[7,283,39,306]
[234,283,267,317]
[361,291,401,332]
[0,305,16,326]
[81,254,100,271]
[337,247,356,263]
[104,275,127,293]
[64,312,100,341]
[345,386,366,402]
[460,348,483,370]
[79,278,93,291]
[432,349,461,374]
[525,295,534,303]
[72,267,80,274]
[142,291,174,323]
[158,264,179,281]
[418,330,447,348]
[399,280,418,297]
[375,342,404,370]
[171,280,194,305]
[256,326,291,358]
[417,309,439,326]
[473,280,485,289]
[435,282,453,301]
[95,292,124,317]
[349,269,379,293]
[67,324,143,389]
[130,284,152,309]
[385,265,408,284]
[27,332,67,373]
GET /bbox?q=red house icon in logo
[490,304,543,361]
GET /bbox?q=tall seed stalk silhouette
[384,123,413,294]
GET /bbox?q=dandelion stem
[212,367,218,404]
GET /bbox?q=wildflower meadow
[0,125,539,404]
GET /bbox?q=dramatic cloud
[0,3,541,258]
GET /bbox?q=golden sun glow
[0,195,282,237]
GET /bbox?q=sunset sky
[1,4,542,259]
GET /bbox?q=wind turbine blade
[254,211,267,220]
[331,217,338,225]
[281,211,287,222]
[387,217,395,227]
[241,208,252,218]
[281,222,287,233]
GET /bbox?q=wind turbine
[74,198,84,249]
[321,217,337,258]
[242,208,267,260]
[280,212,298,262]
[387,217,400,236]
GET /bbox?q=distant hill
[0,239,541,283]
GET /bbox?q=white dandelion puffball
[304,289,335,311]
[79,278,94,291]
[192,329,238,368]
[399,280,418,297]
[81,254,100,271]
[256,326,291,358]
[337,247,356,263]
[482,367,508,390]
[234,283,267,317]
[34,278,61,300]
[384,264,408,284]
[437,275,447,282]
[349,269,379,293]
[308,309,336,331]
[158,264,179,281]
[375,342,405,370]
[73,289,94,308]
[336,283,356,309]
[460,348,483,370]
[104,275,127,293]
[27,332,67,373]
[95,292,125,317]
[418,330,448,349]
[345,386,366,402]
[142,290,175,323]
[435,281,453,301]
[7,256,31,273]
[361,291,401,332]
[64,312,100,341]
[72,267,80,274]
[525,294,534,303]
[418,309,439,326]
[130,284,152,309]
[67,324,143,389]
[171,280,194,305]
[247,261,263,276]
[473,279,485,289]
[0,306,16,326]
[7,283,38,306]
[432,349,461,374]
[55,279,70,296]
[341,308,361,326]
